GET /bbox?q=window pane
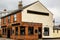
[35,30,37,33]
[20,26,25,35]
[2,28,4,35]
[3,18,6,24]
[14,14,16,21]
[8,16,10,23]
[44,27,49,36]
[5,28,6,35]
[28,27,34,35]
[15,27,18,35]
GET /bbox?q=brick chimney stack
[18,1,23,10]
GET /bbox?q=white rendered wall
[22,2,53,38]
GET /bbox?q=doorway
[38,27,42,39]
[7,28,10,38]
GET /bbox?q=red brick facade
[1,11,42,40]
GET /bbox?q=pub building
[1,1,53,40]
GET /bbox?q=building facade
[1,1,53,40]
[53,25,60,38]
[0,9,9,36]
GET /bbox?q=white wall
[22,2,53,38]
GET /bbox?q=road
[0,38,60,40]
[0,38,13,40]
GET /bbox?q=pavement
[0,38,43,40]
[0,38,60,40]
[0,38,13,40]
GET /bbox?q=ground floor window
[44,27,49,36]
[28,27,34,35]
[20,26,25,35]
[35,29,38,33]
[2,28,4,35]
[2,28,6,35]
[15,27,18,35]
[5,28,6,35]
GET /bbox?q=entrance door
[7,28,10,38]
[38,27,42,39]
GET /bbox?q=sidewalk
[0,38,13,40]
[0,38,43,40]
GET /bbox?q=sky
[0,0,60,25]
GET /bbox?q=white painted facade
[22,1,53,38]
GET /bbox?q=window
[12,30,14,34]
[35,29,37,33]
[2,28,6,35]
[44,27,49,36]
[10,28,14,35]
[8,16,10,23]
[2,28,4,35]
[3,18,6,24]
[10,28,12,35]
[15,27,18,35]
[28,27,34,35]
[14,14,16,21]
[20,26,25,35]
[5,28,6,35]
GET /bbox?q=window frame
[3,18,6,24]
[20,26,25,35]
[44,27,49,36]
[15,27,18,35]
[8,16,10,23]
[28,27,34,35]
[13,14,17,22]
[2,28,4,35]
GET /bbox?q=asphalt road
[0,38,13,40]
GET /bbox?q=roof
[1,9,22,18]
[1,1,53,18]
[1,1,39,18]
[23,1,39,9]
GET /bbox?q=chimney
[4,9,7,11]
[2,9,7,16]
[18,1,23,10]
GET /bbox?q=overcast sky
[0,0,60,25]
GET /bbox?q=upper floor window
[28,27,34,35]
[8,16,10,23]
[3,18,6,24]
[14,14,16,21]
